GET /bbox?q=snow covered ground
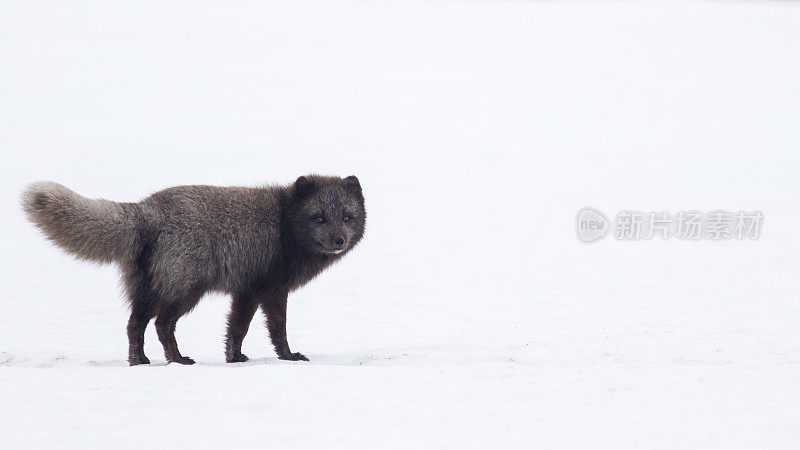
[1,0,799,448]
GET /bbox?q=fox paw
[226,353,249,363]
[169,356,196,365]
[129,355,151,366]
[279,352,309,361]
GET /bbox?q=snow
[1,0,800,448]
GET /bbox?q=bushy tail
[21,182,141,263]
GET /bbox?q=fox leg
[155,301,196,365]
[127,304,154,366]
[123,267,157,366]
[225,293,258,363]
[261,289,308,361]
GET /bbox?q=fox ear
[294,176,316,199]
[343,175,361,194]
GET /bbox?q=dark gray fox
[21,175,365,366]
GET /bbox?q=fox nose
[334,237,345,247]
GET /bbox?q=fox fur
[21,175,366,365]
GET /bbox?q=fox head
[286,175,366,256]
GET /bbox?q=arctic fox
[21,175,366,365]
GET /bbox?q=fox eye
[314,216,325,223]
[343,215,350,222]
